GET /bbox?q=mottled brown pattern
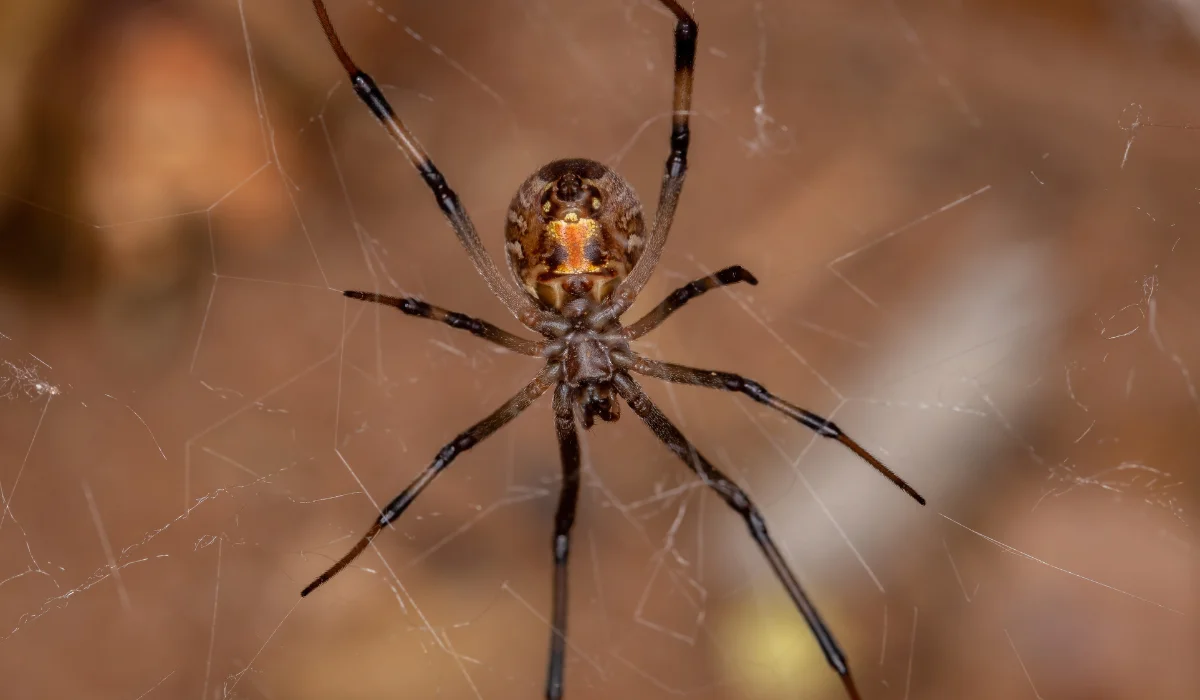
[504,158,644,310]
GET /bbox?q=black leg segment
[624,265,758,339]
[545,384,581,700]
[629,357,925,505]
[613,373,864,700]
[344,290,542,356]
[311,0,550,330]
[589,0,699,327]
[301,366,558,597]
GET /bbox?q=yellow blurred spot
[714,590,848,699]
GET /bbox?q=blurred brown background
[0,0,1197,698]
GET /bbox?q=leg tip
[719,265,759,286]
[840,670,864,700]
[900,481,926,506]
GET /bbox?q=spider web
[0,0,1196,698]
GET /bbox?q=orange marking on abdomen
[547,219,603,274]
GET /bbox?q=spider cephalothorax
[548,326,631,428]
[307,2,925,699]
[505,158,645,312]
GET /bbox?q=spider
[303,2,925,698]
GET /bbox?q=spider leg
[301,365,559,597]
[629,356,925,505]
[591,0,697,327]
[546,383,581,700]
[612,373,864,700]
[344,290,542,356]
[311,1,555,334]
[624,265,758,339]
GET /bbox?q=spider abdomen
[504,159,645,312]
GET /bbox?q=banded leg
[301,366,558,597]
[592,0,698,327]
[546,384,581,700]
[624,265,758,339]
[345,290,542,356]
[612,373,864,700]
[311,1,554,333]
[629,356,925,505]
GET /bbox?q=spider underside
[305,2,926,699]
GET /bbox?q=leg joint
[553,533,570,562]
[351,72,395,120]
[444,312,481,334]
[670,123,690,150]
[723,374,768,403]
[745,506,767,534]
[665,153,688,178]
[437,434,478,463]
[672,279,703,305]
[673,22,698,70]
[400,298,432,316]
[740,378,769,402]
[419,167,460,215]
[725,487,754,516]
[800,409,841,437]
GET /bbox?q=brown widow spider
[303,1,925,698]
